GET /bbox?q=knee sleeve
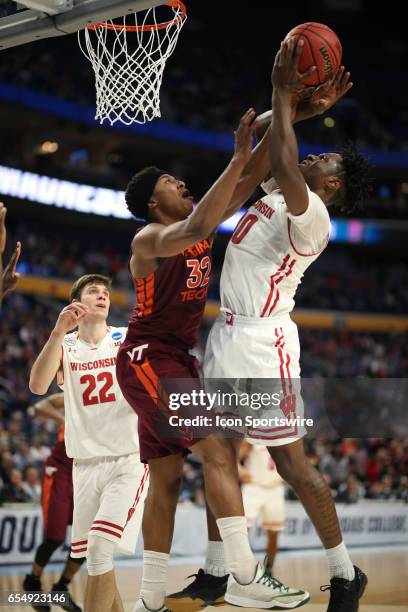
[35,539,63,567]
[86,535,115,576]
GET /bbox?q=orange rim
[88,1,186,32]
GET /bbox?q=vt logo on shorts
[127,343,149,362]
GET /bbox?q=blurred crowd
[5,220,408,315]
[0,8,403,152]
[1,291,407,506]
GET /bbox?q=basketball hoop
[78,1,187,126]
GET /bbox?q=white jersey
[221,184,330,318]
[245,445,283,489]
[59,326,139,459]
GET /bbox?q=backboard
[0,0,164,49]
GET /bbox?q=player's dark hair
[70,274,112,302]
[125,166,166,222]
[335,142,374,213]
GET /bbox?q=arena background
[0,0,407,610]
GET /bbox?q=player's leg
[166,492,229,608]
[258,483,285,574]
[23,467,59,610]
[70,459,105,612]
[50,472,84,611]
[24,464,83,612]
[84,536,119,612]
[194,320,310,607]
[268,439,367,606]
[265,531,279,571]
[135,453,184,611]
[192,435,310,609]
[167,440,243,606]
[85,454,149,612]
[52,555,85,612]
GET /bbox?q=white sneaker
[132,598,172,612]
[225,563,310,609]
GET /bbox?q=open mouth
[182,188,193,200]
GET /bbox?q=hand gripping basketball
[294,66,353,122]
[272,38,317,94]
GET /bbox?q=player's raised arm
[132,108,255,260]
[222,68,353,221]
[29,302,89,395]
[28,393,65,423]
[269,38,320,216]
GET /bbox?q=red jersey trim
[287,219,329,257]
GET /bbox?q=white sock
[326,542,355,581]
[140,550,169,610]
[204,541,227,577]
[216,516,257,584]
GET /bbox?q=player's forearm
[186,156,246,237]
[223,131,272,219]
[29,330,64,394]
[31,393,64,422]
[255,105,304,142]
[270,89,299,172]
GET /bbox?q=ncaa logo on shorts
[112,331,123,341]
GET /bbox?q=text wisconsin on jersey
[70,357,116,371]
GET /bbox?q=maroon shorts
[116,342,202,462]
[42,458,73,541]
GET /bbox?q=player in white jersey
[239,442,285,573]
[203,40,372,612]
[30,274,149,612]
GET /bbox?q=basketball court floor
[1,546,407,611]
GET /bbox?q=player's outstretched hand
[233,107,257,165]
[54,301,89,335]
[2,241,21,296]
[0,202,6,254]
[295,66,353,122]
[272,38,316,94]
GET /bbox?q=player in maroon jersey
[23,393,83,612]
[116,108,310,611]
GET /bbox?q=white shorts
[70,453,149,558]
[203,311,305,447]
[242,483,285,531]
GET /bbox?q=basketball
[285,22,342,86]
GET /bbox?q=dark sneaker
[50,582,82,612]
[166,569,228,609]
[22,574,51,611]
[321,565,368,611]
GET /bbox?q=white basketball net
[78,2,187,126]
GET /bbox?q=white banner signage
[0,507,70,565]
[0,165,129,219]
[1,502,407,564]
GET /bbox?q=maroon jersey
[126,238,212,351]
[49,424,72,470]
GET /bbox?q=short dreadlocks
[335,142,374,213]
